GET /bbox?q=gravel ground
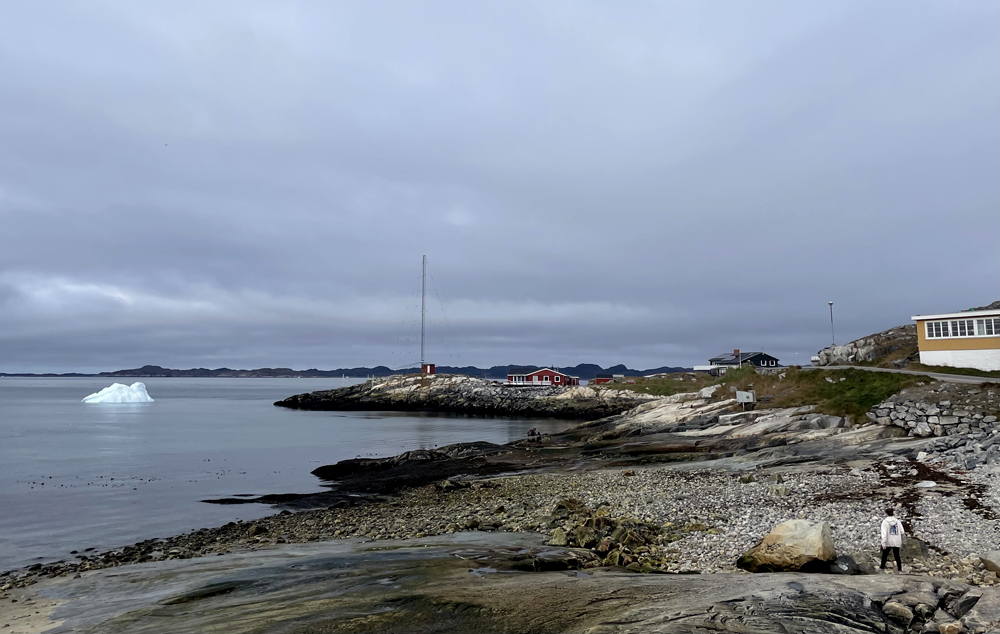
[394,461,1000,580]
[4,458,999,592]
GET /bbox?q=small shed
[592,373,625,385]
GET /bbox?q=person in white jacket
[880,508,905,572]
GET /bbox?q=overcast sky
[1,1,997,373]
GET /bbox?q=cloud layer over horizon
[1,1,997,373]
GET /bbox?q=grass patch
[597,366,930,421]
[906,364,1000,380]
[720,367,928,420]
[595,373,717,397]
[717,365,758,385]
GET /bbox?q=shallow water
[0,377,574,570]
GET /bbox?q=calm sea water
[0,377,574,570]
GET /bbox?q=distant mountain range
[0,363,690,380]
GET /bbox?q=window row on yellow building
[924,317,999,339]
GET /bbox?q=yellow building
[912,308,1000,372]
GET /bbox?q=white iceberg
[82,382,154,403]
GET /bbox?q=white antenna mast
[420,255,427,367]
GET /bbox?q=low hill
[1,363,689,380]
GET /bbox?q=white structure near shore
[912,308,1000,372]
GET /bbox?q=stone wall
[867,399,998,439]
[867,390,1000,469]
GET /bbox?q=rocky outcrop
[815,324,917,366]
[875,578,991,632]
[961,585,1000,633]
[274,374,658,419]
[737,519,836,572]
[604,400,850,440]
[599,391,738,435]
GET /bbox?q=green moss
[790,369,928,419]
[599,366,931,422]
[717,365,758,385]
[595,374,716,396]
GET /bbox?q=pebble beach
[6,455,999,593]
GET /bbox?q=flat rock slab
[15,534,1000,634]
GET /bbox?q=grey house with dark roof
[707,349,780,368]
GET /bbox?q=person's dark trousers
[881,547,902,571]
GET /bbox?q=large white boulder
[981,551,1000,575]
[82,382,154,403]
[736,519,836,572]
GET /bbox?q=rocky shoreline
[5,376,1000,632]
[6,457,998,587]
[274,373,659,419]
[5,459,1000,632]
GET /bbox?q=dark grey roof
[708,351,770,364]
[508,367,578,377]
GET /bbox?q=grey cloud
[0,1,997,373]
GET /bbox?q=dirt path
[809,365,997,384]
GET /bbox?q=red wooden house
[507,367,580,386]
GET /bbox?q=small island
[273,373,663,419]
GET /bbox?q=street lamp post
[828,301,835,347]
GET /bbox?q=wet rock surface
[8,534,1000,634]
[207,441,523,508]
